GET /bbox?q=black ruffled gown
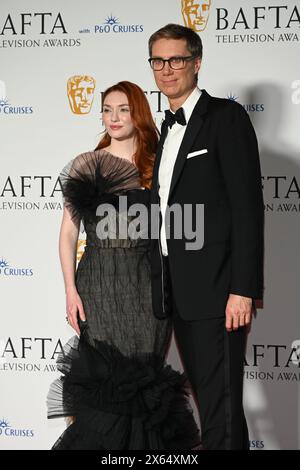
[47,149,200,450]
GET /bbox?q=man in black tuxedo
[148,24,264,450]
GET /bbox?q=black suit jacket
[150,90,264,320]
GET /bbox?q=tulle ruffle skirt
[47,335,200,450]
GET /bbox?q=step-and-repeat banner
[1,0,299,450]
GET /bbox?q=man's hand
[225,294,253,332]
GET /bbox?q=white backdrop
[0,0,299,450]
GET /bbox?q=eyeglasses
[148,56,195,71]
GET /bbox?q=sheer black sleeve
[60,150,141,223]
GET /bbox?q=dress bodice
[61,149,150,248]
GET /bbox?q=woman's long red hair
[95,81,158,189]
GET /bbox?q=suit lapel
[151,120,168,203]
[168,90,210,201]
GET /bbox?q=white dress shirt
[158,87,202,256]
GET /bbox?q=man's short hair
[148,23,203,59]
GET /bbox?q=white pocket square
[186,149,208,159]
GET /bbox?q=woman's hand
[66,288,86,335]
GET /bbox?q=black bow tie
[164,107,186,129]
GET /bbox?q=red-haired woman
[47,81,200,450]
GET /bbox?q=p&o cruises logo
[0,418,34,438]
[80,14,144,35]
[0,258,33,277]
[0,80,33,116]
[227,92,265,113]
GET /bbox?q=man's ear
[194,57,201,74]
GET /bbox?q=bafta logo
[67,75,96,115]
[77,239,86,263]
[181,0,211,32]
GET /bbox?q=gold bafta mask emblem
[181,0,211,32]
[76,239,86,264]
[67,75,96,114]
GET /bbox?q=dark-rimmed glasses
[148,56,195,71]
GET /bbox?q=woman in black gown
[47,81,200,450]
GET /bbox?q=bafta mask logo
[181,0,212,32]
[67,75,96,115]
[76,239,86,263]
